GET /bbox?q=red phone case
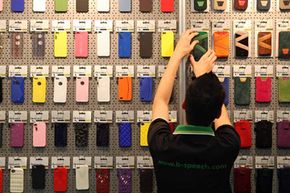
[0,169,3,193]
[161,0,174,12]
[54,167,68,192]
[75,32,89,58]
[255,77,272,103]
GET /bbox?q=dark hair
[185,73,225,126]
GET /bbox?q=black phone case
[31,165,46,189]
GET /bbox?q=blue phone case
[11,77,25,104]
[119,123,131,148]
[140,77,153,102]
[11,0,25,12]
[221,77,229,106]
[118,32,132,58]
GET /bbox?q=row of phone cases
[4,0,175,13]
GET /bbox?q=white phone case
[76,165,89,190]
[97,76,110,102]
[97,31,110,57]
[33,0,46,12]
[53,77,67,103]
[97,0,110,12]
[10,168,24,193]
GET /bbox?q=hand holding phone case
[140,77,153,102]
[54,32,67,58]
[235,31,249,58]
[161,0,174,12]
[255,77,271,102]
[213,0,227,10]
[55,0,68,12]
[97,31,110,57]
[192,32,208,61]
[140,0,152,12]
[117,169,132,192]
[277,120,290,148]
[118,32,132,58]
[54,123,68,147]
[140,122,150,146]
[118,77,132,101]
[32,33,45,58]
[10,168,24,193]
[280,0,290,10]
[234,77,251,105]
[234,0,248,10]
[279,31,290,58]
[257,0,270,11]
[54,167,68,192]
[32,77,46,103]
[96,123,110,147]
[11,0,24,12]
[33,122,46,147]
[75,32,88,58]
[75,123,89,147]
[139,169,153,193]
[119,123,132,147]
[76,165,89,190]
[33,0,46,12]
[97,0,110,12]
[11,77,25,104]
[31,165,46,190]
[11,33,23,59]
[10,123,25,148]
[76,0,88,12]
[97,76,110,102]
[76,77,89,102]
[139,32,153,58]
[278,77,290,102]
[214,31,229,58]
[258,32,272,56]
[96,169,110,193]
[53,77,67,103]
[161,31,174,57]
[193,0,207,11]
[119,0,131,12]
[234,120,252,148]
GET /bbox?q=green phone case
[192,32,208,61]
[278,77,290,102]
[55,0,68,12]
[234,77,251,105]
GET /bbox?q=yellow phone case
[32,77,46,103]
[54,31,68,57]
[161,31,174,57]
[140,122,151,147]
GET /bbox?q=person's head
[185,73,225,126]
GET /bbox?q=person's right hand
[189,49,217,78]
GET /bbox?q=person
[148,29,240,193]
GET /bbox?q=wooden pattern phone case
[258,32,272,56]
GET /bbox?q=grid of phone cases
[0,0,179,192]
[187,0,290,192]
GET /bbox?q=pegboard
[0,0,180,192]
[185,0,290,192]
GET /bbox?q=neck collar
[173,125,215,136]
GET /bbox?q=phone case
[76,165,89,190]
[97,77,110,102]
[214,31,229,58]
[234,77,251,105]
[55,0,68,12]
[278,77,290,103]
[161,31,174,57]
[140,0,152,12]
[140,32,153,58]
[32,33,45,58]
[10,168,24,192]
[0,168,2,192]
[279,31,290,58]
[0,124,3,148]
[75,123,89,147]
[54,123,68,147]
[257,0,270,10]
[118,32,132,58]
[11,33,23,59]
[280,0,290,10]
[235,31,249,58]
[96,169,110,193]
[255,77,271,103]
[140,77,153,102]
[192,31,208,61]
[32,77,46,103]
[10,123,25,148]
[234,0,248,10]
[140,122,150,146]
[193,0,207,11]
[0,78,2,104]
[234,168,251,193]
[76,0,88,12]
[96,123,110,147]
[119,123,132,147]
[118,77,132,101]
[255,120,273,148]
[33,0,46,12]
[53,77,67,103]
[234,120,252,148]
[139,169,153,193]
[31,165,46,190]
[54,32,67,58]
[11,77,25,104]
[161,0,174,12]
[33,122,46,147]
[97,31,110,57]
[75,32,88,58]
[117,169,132,192]
[219,77,230,106]
[0,0,3,12]
[277,120,290,148]
[258,32,272,56]
[54,167,68,192]
[213,0,227,10]
[97,0,110,12]
[11,0,24,12]
[119,0,131,12]
[76,77,89,102]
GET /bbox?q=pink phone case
[33,122,46,147]
[0,0,3,12]
[76,77,89,102]
[75,32,88,58]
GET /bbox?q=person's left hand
[173,29,199,59]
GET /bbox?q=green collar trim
[173,125,215,136]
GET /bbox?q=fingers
[190,40,199,49]
[202,49,213,59]
[207,51,216,62]
[185,29,196,35]
[188,32,199,40]
[189,55,196,66]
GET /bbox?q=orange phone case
[214,31,230,58]
[118,77,132,101]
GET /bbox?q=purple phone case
[10,123,25,147]
[277,120,290,148]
